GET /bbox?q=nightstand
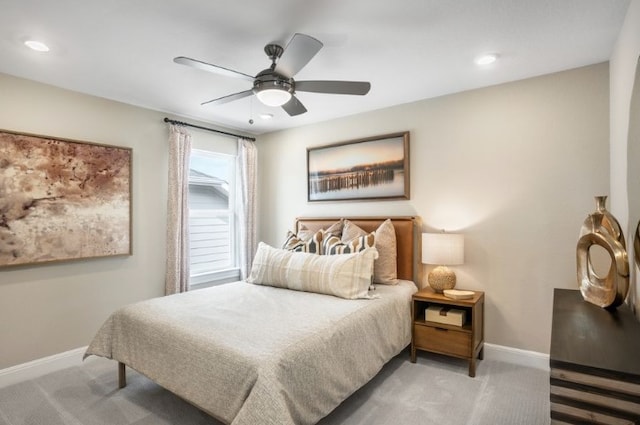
[410,288,485,377]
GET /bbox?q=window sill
[190,268,241,290]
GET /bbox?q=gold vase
[635,220,640,269]
[576,196,629,309]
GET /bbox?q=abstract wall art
[0,129,132,267]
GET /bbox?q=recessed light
[259,113,274,120]
[24,40,50,52]
[475,53,498,66]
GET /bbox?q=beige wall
[0,73,245,369]
[0,61,613,367]
[0,73,169,368]
[258,63,610,354]
[610,0,640,314]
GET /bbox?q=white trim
[190,267,240,286]
[0,346,88,388]
[0,342,550,389]
[484,342,550,371]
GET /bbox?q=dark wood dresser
[550,288,640,424]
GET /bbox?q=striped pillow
[282,230,323,254]
[247,242,379,299]
[323,232,376,255]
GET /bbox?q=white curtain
[238,138,258,280]
[165,124,192,295]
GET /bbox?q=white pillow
[247,242,378,299]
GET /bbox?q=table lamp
[422,232,464,292]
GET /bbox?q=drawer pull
[435,327,448,332]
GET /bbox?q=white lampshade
[255,88,292,107]
[422,233,464,265]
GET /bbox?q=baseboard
[0,346,88,388]
[0,342,550,388]
[484,342,550,371]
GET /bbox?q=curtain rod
[163,117,256,142]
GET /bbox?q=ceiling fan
[174,33,371,116]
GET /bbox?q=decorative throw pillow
[247,242,379,299]
[323,232,375,255]
[282,230,323,254]
[297,219,344,241]
[342,219,398,285]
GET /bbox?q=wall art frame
[0,129,132,267]
[307,131,410,202]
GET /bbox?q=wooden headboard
[295,216,422,283]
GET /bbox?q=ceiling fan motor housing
[252,70,294,95]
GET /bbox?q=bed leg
[118,362,127,388]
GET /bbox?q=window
[188,149,239,288]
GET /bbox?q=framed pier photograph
[307,132,410,202]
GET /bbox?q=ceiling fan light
[255,88,292,107]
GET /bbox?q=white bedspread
[84,280,417,425]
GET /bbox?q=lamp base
[428,266,456,293]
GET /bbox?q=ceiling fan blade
[174,56,254,82]
[201,90,254,106]
[295,80,371,95]
[274,33,323,78]
[282,95,307,116]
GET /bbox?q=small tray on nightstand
[443,289,475,300]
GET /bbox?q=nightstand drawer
[413,324,471,358]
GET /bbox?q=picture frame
[0,129,132,267]
[307,132,410,202]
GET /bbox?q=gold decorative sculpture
[576,196,629,309]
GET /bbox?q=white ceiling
[0,0,630,135]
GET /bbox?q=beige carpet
[0,351,550,425]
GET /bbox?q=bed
[84,216,422,425]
